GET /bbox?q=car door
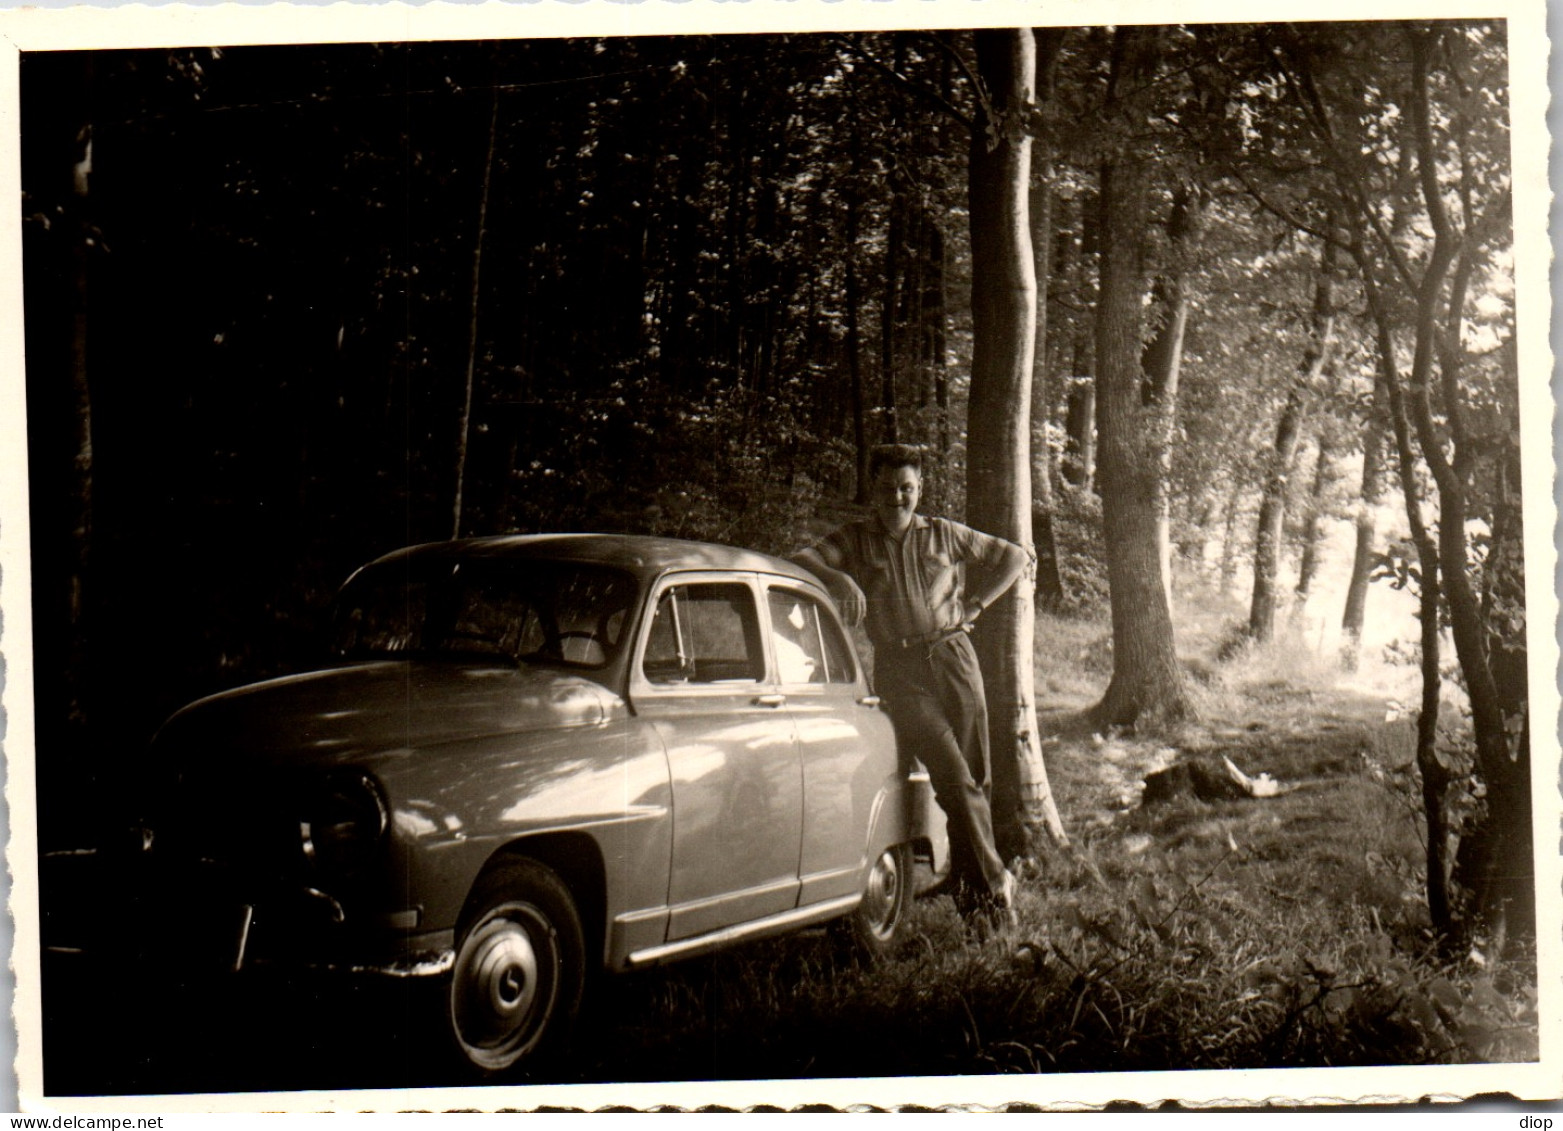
[764,582,898,907]
[629,573,804,941]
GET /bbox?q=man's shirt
[812,514,1017,649]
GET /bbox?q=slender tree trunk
[1141,186,1203,608]
[1414,560,1453,937]
[880,186,901,444]
[1367,274,1454,942]
[1029,129,1065,608]
[1248,386,1305,641]
[452,84,500,540]
[1063,380,1096,490]
[1292,435,1334,609]
[968,27,1068,857]
[1466,433,1531,947]
[1092,27,1192,726]
[1340,410,1387,670]
[845,112,869,503]
[931,50,954,457]
[1401,30,1528,946]
[926,214,950,456]
[1249,238,1337,642]
[67,90,95,727]
[1058,191,1096,492]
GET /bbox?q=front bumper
[43,844,453,978]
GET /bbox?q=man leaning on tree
[795,443,1029,930]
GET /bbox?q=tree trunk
[1248,238,1337,642]
[67,85,95,727]
[925,213,950,457]
[1465,433,1531,948]
[1401,29,1529,946]
[1091,27,1192,727]
[845,108,869,503]
[1367,274,1454,942]
[880,185,902,444]
[1340,410,1387,670]
[1248,385,1305,641]
[1029,122,1065,608]
[967,27,1068,858]
[1141,186,1203,608]
[1292,435,1334,609]
[1058,191,1096,491]
[452,83,500,540]
[1062,379,1096,490]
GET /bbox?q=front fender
[373,716,672,947]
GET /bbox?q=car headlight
[300,769,389,881]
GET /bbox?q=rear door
[629,573,804,940]
[764,581,899,906]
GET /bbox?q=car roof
[364,533,822,588]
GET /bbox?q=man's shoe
[997,868,1018,909]
[997,870,1020,931]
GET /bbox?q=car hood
[154,660,620,771]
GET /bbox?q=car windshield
[329,557,638,670]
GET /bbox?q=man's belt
[895,624,972,651]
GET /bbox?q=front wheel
[448,858,585,1076]
[839,842,913,961]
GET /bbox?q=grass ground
[566,589,1540,1083]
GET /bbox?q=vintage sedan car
[129,534,944,1074]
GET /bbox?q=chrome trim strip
[799,864,859,887]
[668,875,799,917]
[626,894,859,968]
[615,906,668,926]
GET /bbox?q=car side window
[643,582,764,685]
[767,589,856,685]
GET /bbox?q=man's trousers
[875,632,1008,902]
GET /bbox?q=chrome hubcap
[452,903,557,1068]
[862,848,903,940]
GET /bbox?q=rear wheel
[448,858,584,1076]
[840,842,913,961]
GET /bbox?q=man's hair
[868,443,925,478]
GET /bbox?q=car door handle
[752,694,787,708]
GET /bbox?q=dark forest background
[25,37,980,813]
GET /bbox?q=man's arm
[960,535,1033,626]
[793,545,868,628]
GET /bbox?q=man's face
[872,464,922,534]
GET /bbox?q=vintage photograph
[5,1,1557,1111]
